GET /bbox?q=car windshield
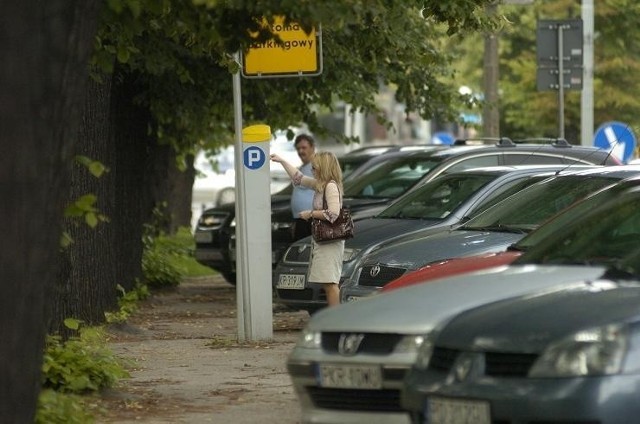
[377,173,495,219]
[509,180,626,253]
[518,188,640,273]
[462,175,621,234]
[343,156,444,199]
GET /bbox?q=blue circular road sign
[432,132,455,145]
[593,121,637,163]
[243,146,266,170]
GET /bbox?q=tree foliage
[93,0,496,153]
[499,0,640,140]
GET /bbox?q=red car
[381,250,522,293]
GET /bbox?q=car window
[521,191,640,266]
[468,175,551,217]
[377,173,495,219]
[503,153,565,165]
[343,156,444,198]
[442,155,500,174]
[463,175,622,233]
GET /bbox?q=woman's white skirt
[308,239,345,283]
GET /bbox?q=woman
[270,151,344,307]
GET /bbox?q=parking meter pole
[557,25,565,139]
[239,124,274,341]
[231,57,248,340]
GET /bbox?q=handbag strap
[321,180,342,210]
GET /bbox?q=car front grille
[306,387,402,412]
[282,244,312,264]
[485,352,538,377]
[321,332,404,355]
[429,347,539,377]
[357,264,407,287]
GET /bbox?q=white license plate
[317,364,382,389]
[276,274,305,289]
[194,231,213,243]
[425,397,490,424]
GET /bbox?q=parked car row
[286,173,640,424]
[195,137,618,286]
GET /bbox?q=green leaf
[63,318,81,330]
[85,213,99,228]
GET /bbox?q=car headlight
[230,218,236,228]
[529,323,628,378]
[413,333,436,370]
[297,329,321,349]
[394,335,425,354]
[343,248,361,262]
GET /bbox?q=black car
[195,139,620,284]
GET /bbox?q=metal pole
[482,2,500,137]
[557,25,565,139]
[232,52,249,341]
[581,0,594,146]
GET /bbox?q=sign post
[231,17,323,341]
[536,19,583,139]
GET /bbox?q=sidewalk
[95,275,309,423]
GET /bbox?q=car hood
[437,280,640,352]
[344,197,392,211]
[344,217,445,249]
[307,265,607,334]
[362,229,525,270]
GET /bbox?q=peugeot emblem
[338,333,365,356]
[297,245,308,254]
[369,265,381,277]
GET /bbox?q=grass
[163,227,216,278]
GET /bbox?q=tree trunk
[110,70,156,292]
[148,145,196,234]
[51,76,119,336]
[0,0,100,421]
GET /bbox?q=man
[290,134,316,241]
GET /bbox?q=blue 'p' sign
[243,146,266,170]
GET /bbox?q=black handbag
[311,186,354,242]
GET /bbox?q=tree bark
[110,70,156,292]
[51,76,119,336]
[0,0,100,421]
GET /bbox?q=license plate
[276,274,305,289]
[195,231,213,243]
[425,397,490,424]
[317,364,382,389]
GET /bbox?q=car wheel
[217,188,235,206]
[221,271,237,286]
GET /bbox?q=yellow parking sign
[241,16,323,78]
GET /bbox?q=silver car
[341,166,640,302]
[286,176,640,424]
[401,188,640,423]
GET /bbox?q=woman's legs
[324,283,340,306]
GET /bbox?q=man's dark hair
[294,134,315,147]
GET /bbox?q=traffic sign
[536,19,583,92]
[243,146,266,169]
[242,16,323,78]
[432,132,455,145]
[593,121,637,163]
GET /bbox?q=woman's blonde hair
[311,151,343,193]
